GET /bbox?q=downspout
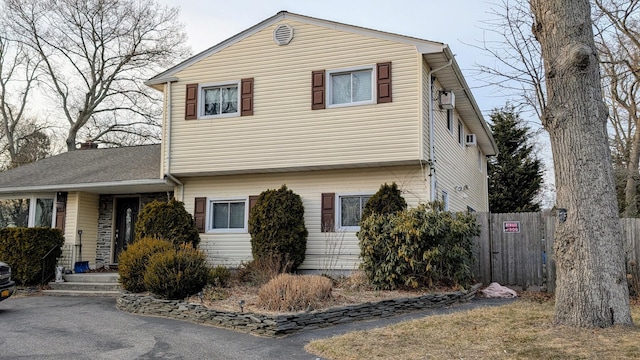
[164,80,184,201]
[427,58,453,201]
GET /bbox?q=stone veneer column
[96,192,174,268]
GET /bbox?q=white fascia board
[0,178,175,194]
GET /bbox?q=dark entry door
[114,197,139,263]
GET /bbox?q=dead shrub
[236,255,293,286]
[334,270,374,291]
[257,274,333,312]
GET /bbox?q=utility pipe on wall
[427,58,453,201]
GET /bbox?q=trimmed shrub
[118,237,174,292]
[361,182,407,221]
[249,185,308,271]
[257,273,333,312]
[0,227,64,285]
[134,199,200,247]
[358,202,479,290]
[144,245,210,300]
[209,265,231,287]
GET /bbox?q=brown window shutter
[312,70,325,110]
[321,193,335,232]
[55,192,67,232]
[248,195,259,211]
[377,62,392,103]
[194,197,207,233]
[241,78,254,116]
[185,83,198,120]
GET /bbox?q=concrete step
[62,273,119,283]
[42,289,120,297]
[48,282,122,292]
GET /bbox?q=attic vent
[273,24,294,45]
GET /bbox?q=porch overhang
[0,177,176,196]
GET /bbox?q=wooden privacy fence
[473,213,640,293]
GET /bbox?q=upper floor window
[458,121,464,146]
[200,82,239,118]
[328,66,375,107]
[447,109,454,133]
[185,79,253,120]
[208,198,247,232]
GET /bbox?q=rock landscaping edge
[116,283,482,337]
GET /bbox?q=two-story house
[0,11,496,272]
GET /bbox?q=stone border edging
[116,283,482,337]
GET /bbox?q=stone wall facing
[117,284,481,337]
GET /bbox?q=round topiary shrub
[361,182,407,221]
[249,185,308,271]
[118,237,174,293]
[135,199,200,247]
[143,245,210,300]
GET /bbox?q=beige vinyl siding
[168,19,420,175]
[64,192,99,267]
[184,165,428,271]
[432,102,489,212]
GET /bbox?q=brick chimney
[79,139,98,150]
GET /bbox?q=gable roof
[146,11,497,156]
[0,144,174,195]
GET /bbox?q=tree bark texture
[530,0,632,327]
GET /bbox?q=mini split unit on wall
[465,134,477,146]
[440,90,455,110]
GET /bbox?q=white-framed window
[458,121,464,146]
[442,190,449,211]
[0,194,55,228]
[327,65,375,107]
[478,149,483,172]
[337,194,372,230]
[447,109,454,134]
[199,81,240,118]
[208,198,247,232]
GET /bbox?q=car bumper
[0,281,16,301]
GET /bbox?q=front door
[113,197,139,263]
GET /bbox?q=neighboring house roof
[146,11,497,156]
[0,144,174,195]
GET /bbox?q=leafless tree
[0,25,48,167]
[4,0,189,151]
[472,0,546,119]
[593,0,640,217]
[531,0,632,327]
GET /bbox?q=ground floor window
[0,195,55,228]
[209,198,247,232]
[338,194,372,230]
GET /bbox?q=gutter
[163,79,185,201]
[0,178,174,194]
[427,58,453,202]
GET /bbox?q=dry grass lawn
[306,296,640,360]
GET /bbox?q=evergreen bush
[134,199,200,247]
[209,265,231,287]
[361,182,407,220]
[143,245,210,300]
[0,227,64,285]
[248,185,308,271]
[358,202,479,290]
[118,237,174,292]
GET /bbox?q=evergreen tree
[488,106,543,212]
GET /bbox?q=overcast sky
[160,0,507,114]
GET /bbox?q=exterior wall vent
[273,24,294,45]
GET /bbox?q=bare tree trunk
[530,0,632,327]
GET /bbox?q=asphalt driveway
[0,294,514,360]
